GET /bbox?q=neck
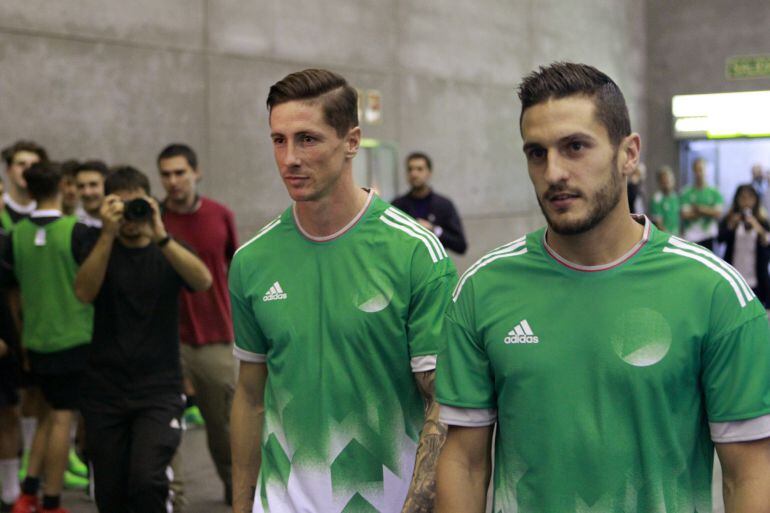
[695,179,705,189]
[545,209,644,267]
[118,234,151,249]
[7,185,32,206]
[165,194,199,213]
[37,197,61,211]
[410,186,431,199]
[294,184,369,238]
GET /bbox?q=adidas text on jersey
[504,319,539,344]
[263,281,287,302]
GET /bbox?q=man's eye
[569,141,584,152]
[301,135,315,144]
[527,149,546,160]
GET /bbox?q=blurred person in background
[649,165,680,234]
[627,161,646,214]
[680,157,723,250]
[392,152,467,254]
[1,141,48,230]
[157,143,237,507]
[718,184,770,307]
[74,166,211,513]
[58,161,80,217]
[74,161,109,228]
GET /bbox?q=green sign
[726,55,770,79]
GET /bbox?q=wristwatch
[157,235,172,247]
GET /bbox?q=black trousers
[83,391,184,513]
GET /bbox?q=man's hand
[417,218,434,230]
[137,197,168,243]
[100,194,124,236]
[0,338,7,358]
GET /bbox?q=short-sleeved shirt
[162,196,237,346]
[680,185,723,241]
[436,217,770,513]
[230,191,457,513]
[83,240,187,398]
[649,190,680,234]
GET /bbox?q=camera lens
[123,198,152,221]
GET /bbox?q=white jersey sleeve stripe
[710,414,770,443]
[453,246,528,302]
[458,237,526,282]
[662,247,747,307]
[669,236,754,302]
[385,208,447,259]
[439,405,497,427]
[410,355,437,372]
[379,215,440,263]
[233,346,267,363]
[234,218,281,256]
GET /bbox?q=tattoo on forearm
[402,371,448,513]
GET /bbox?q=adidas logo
[263,281,288,302]
[504,320,539,344]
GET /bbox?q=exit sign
[726,55,770,79]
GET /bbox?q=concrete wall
[0,0,646,272]
[646,0,770,185]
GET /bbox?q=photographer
[74,166,211,513]
[718,184,770,306]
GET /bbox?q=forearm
[74,232,114,303]
[435,425,493,513]
[401,398,447,512]
[231,385,263,513]
[723,475,770,512]
[700,206,723,219]
[160,239,212,291]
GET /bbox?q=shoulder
[656,234,756,309]
[652,191,663,202]
[232,209,289,261]
[200,196,235,217]
[431,191,455,206]
[391,194,409,208]
[375,201,449,265]
[452,230,539,301]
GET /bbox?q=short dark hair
[406,152,432,171]
[1,140,49,166]
[266,69,358,137]
[105,166,151,195]
[517,62,631,147]
[24,161,61,201]
[157,143,197,169]
[59,159,80,178]
[76,160,110,178]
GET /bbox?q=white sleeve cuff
[233,346,266,363]
[439,404,497,427]
[710,413,770,443]
[411,355,436,373]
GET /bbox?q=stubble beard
[538,160,624,236]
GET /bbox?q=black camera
[123,198,153,221]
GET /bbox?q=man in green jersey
[435,62,770,513]
[230,69,457,513]
[649,165,680,234]
[680,157,723,250]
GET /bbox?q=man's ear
[619,133,642,178]
[345,127,361,160]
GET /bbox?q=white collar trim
[3,192,36,214]
[543,215,651,272]
[31,209,62,218]
[294,189,374,242]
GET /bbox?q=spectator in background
[392,152,467,254]
[680,157,723,250]
[4,161,96,513]
[157,143,237,506]
[74,160,109,228]
[718,184,770,307]
[649,165,680,234]
[1,141,48,230]
[0,181,23,510]
[74,167,211,513]
[627,162,646,214]
[58,160,80,217]
[750,163,767,200]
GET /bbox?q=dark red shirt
[162,197,238,346]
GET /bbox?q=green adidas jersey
[12,216,93,354]
[649,191,680,234]
[436,218,770,513]
[680,185,723,241]
[230,192,457,513]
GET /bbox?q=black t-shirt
[83,240,186,398]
